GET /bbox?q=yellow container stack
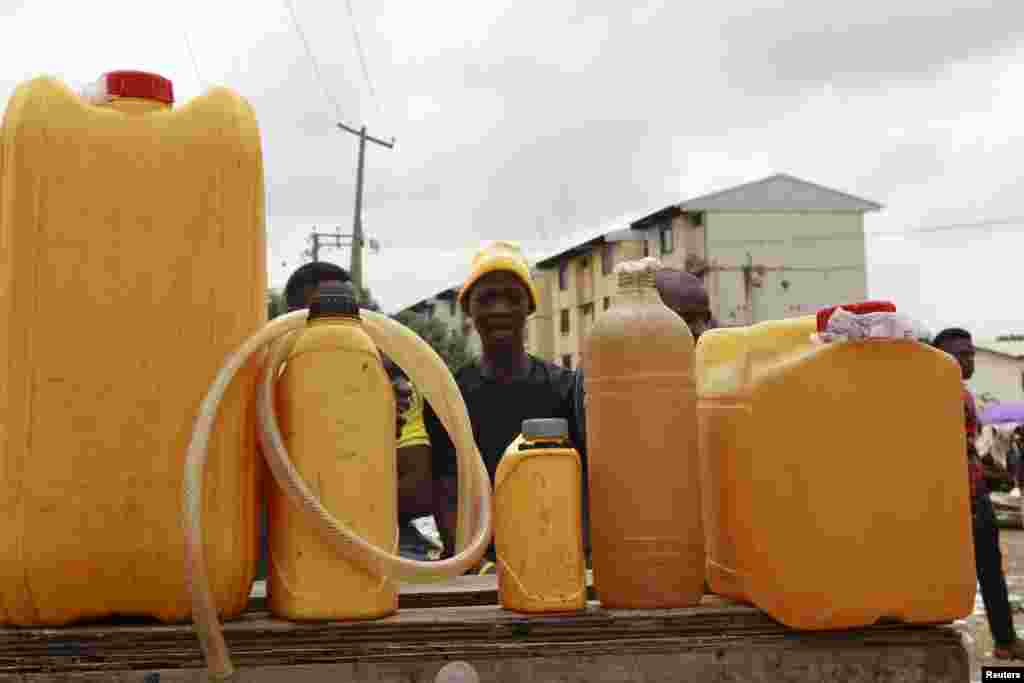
[0,72,266,625]
[696,314,975,630]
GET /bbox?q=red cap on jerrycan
[103,71,175,104]
[816,300,896,332]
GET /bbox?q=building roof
[978,340,1024,359]
[676,173,883,213]
[533,234,607,269]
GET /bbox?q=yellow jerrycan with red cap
[0,71,265,625]
[696,301,975,630]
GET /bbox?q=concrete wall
[703,211,867,326]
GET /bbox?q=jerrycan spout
[184,285,493,681]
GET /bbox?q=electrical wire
[182,30,206,93]
[283,0,347,124]
[344,0,385,123]
[868,215,1024,238]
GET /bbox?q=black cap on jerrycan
[522,418,569,443]
[308,282,360,321]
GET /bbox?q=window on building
[562,354,573,369]
[558,260,568,290]
[602,243,614,275]
[603,296,611,311]
[560,309,570,335]
[660,225,674,255]
[642,240,650,257]
[581,302,594,320]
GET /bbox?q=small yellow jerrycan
[495,418,586,614]
[267,283,399,621]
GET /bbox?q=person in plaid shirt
[934,328,1024,660]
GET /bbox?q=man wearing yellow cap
[423,242,586,565]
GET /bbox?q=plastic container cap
[816,300,895,332]
[522,418,569,440]
[104,71,175,104]
[308,282,360,320]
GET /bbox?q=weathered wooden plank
[247,571,596,610]
[0,574,969,681]
[0,639,969,683]
[0,599,965,672]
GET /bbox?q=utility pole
[337,122,394,294]
[303,226,381,277]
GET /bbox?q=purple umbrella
[981,402,1024,425]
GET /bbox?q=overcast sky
[2,0,1022,340]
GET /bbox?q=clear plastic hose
[184,309,492,681]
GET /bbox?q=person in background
[383,357,444,560]
[1015,427,1024,492]
[423,242,584,569]
[934,327,1024,661]
[653,268,717,341]
[1007,431,1022,494]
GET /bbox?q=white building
[397,173,883,369]
[972,340,1024,405]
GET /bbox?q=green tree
[394,310,474,374]
[267,289,286,319]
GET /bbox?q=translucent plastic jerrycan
[267,284,399,620]
[495,418,586,614]
[0,71,266,626]
[584,258,705,609]
[696,304,975,630]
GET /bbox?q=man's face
[940,337,975,381]
[467,271,529,352]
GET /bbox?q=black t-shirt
[424,355,586,482]
[423,355,589,561]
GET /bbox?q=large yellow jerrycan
[696,304,975,630]
[0,71,265,626]
[267,283,399,620]
[495,418,586,614]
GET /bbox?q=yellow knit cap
[457,241,539,314]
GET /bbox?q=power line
[868,215,1024,238]
[344,0,385,123]
[182,30,205,93]
[283,0,346,124]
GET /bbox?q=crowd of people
[270,243,1023,661]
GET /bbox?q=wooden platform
[0,577,969,682]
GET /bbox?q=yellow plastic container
[495,419,586,614]
[267,284,398,621]
[0,71,265,626]
[584,258,705,609]
[697,315,976,630]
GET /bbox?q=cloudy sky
[1,0,1022,339]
